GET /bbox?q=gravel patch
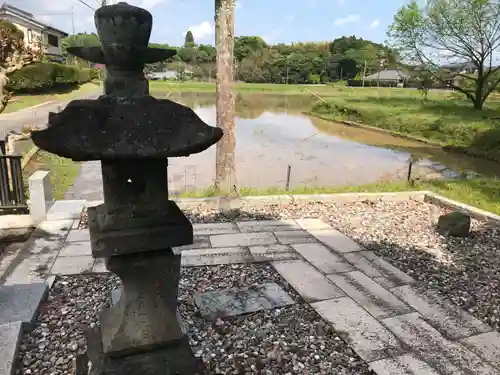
[16,275,115,375]
[18,264,371,375]
[78,198,500,332]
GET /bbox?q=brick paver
[272,260,345,302]
[343,251,415,288]
[292,243,354,274]
[236,219,299,232]
[273,230,315,244]
[249,245,299,262]
[210,232,277,247]
[369,354,441,375]
[312,297,402,362]
[309,228,365,253]
[460,331,500,369]
[328,271,412,319]
[383,313,498,375]
[391,285,491,339]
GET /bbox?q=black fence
[0,154,28,214]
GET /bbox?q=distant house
[147,69,194,80]
[0,3,68,63]
[441,62,476,75]
[365,69,410,82]
[148,71,178,80]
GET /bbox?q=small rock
[437,211,471,237]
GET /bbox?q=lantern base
[78,327,203,375]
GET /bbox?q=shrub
[6,62,96,92]
[88,68,100,80]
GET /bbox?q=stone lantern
[31,2,222,374]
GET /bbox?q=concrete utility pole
[214,0,236,194]
[362,60,367,87]
[71,6,75,34]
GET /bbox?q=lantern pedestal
[31,3,223,374]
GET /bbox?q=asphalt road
[0,90,101,138]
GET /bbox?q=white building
[0,3,68,63]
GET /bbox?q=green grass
[23,151,80,200]
[177,178,500,215]
[309,88,500,161]
[149,81,345,96]
[23,151,499,214]
[4,82,101,114]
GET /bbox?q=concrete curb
[20,145,40,170]
[84,190,500,225]
[423,191,500,224]
[172,191,428,211]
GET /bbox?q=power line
[32,13,72,16]
[74,0,96,11]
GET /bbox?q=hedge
[7,62,98,92]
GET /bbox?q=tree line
[62,32,399,85]
[61,0,500,111]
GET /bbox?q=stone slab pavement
[1,202,500,375]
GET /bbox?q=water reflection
[156,91,500,194]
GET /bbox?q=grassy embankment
[308,86,500,161]
[303,85,500,214]
[3,81,101,114]
[23,150,80,200]
[26,81,500,214]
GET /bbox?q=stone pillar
[30,3,223,374]
[28,170,53,223]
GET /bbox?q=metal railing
[0,155,28,214]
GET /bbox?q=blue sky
[18,0,407,46]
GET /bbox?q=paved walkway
[64,161,103,200]
[1,203,500,374]
[0,90,101,138]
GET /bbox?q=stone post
[28,170,53,223]
[31,3,223,374]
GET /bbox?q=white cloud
[187,21,215,41]
[369,19,380,29]
[262,28,284,44]
[285,15,295,22]
[333,14,360,26]
[139,0,165,10]
[15,0,167,33]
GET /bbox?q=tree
[235,36,268,61]
[0,21,41,114]
[62,32,99,65]
[184,30,195,47]
[389,0,500,110]
[214,0,236,194]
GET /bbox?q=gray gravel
[18,265,371,375]
[184,199,500,332]
[78,198,500,332]
[16,275,115,375]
